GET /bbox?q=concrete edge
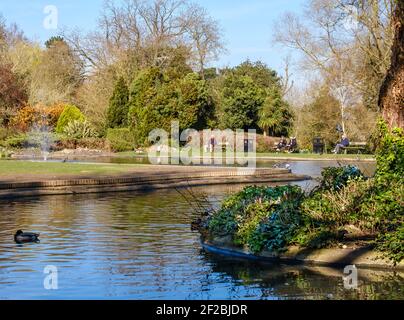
[0,173,311,199]
[202,240,404,271]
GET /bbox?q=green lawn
[0,160,143,178]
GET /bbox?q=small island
[196,123,403,269]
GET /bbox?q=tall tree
[258,88,294,137]
[186,5,225,79]
[129,67,213,145]
[107,77,129,128]
[275,0,394,134]
[379,0,404,128]
[29,38,84,105]
[229,60,281,91]
[0,63,27,125]
[219,74,266,130]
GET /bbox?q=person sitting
[334,135,350,154]
[287,137,297,153]
[277,137,288,151]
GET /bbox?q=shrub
[0,127,18,146]
[205,121,403,264]
[11,105,39,131]
[256,135,277,153]
[208,185,305,253]
[53,137,107,151]
[106,128,135,152]
[375,121,403,177]
[56,105,85,134]
[0,146,13,158]
[63,120,97,139]
[317,166,364,192]
[11,103,67,132]
[4,133,29,148]
[375,225,404,266]
[47,103,66,127]
[77,138,107,150]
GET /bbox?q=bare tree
[185,5,225,78]
[28,40,84,105]
[274,0,394,134]
[63,0,224,77]
[274,0,357,134]
[61,0,224,132]
[280,55,294,97]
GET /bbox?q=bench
[341,142,368,154]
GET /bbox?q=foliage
[55,105,85,134]
[63,120,97,139]
[374,120,403,177]
[0,146,13,158]
[256,135,278,153]
[254,187,305,253]
[10,103,65,131]
[0,126,17,144]
[258,88,294,137]
[206,124,403,264]
[10,105,38,131]
[54,137,107,151]
[296,87,341,150]
[129,68,213,146]
[317,166,365,192]
[106,77,130,129]
[208,185,305,253]
[219,74,265,130]
[4,133,29,148]
[28,39,84,105]
[215,61,292,135]
[227,60,281,90]
[46,103,66,127]
[106,128,135,152]
[0,63,28,124]
[375,225,404,265]
[45,36,65,49]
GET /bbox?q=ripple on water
[0,183,402,300]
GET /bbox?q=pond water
[0,183,402,300]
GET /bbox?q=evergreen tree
[128,68,213,146]
[258,88,294,137]
[107,77,129,129]
[219,74,266,130]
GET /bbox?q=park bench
[341,142,368,154]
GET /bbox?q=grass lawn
[0,160,144,179]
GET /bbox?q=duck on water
[14,230,40,243]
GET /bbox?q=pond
[0,183,402,300]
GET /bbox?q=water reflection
[0,184,399,300]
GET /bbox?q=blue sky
[0,0,306,74]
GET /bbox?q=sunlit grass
[0,160,143,177]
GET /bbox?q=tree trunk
[378,1,404,129]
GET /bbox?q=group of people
[276,137,298,153]
[275,134,349,154]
